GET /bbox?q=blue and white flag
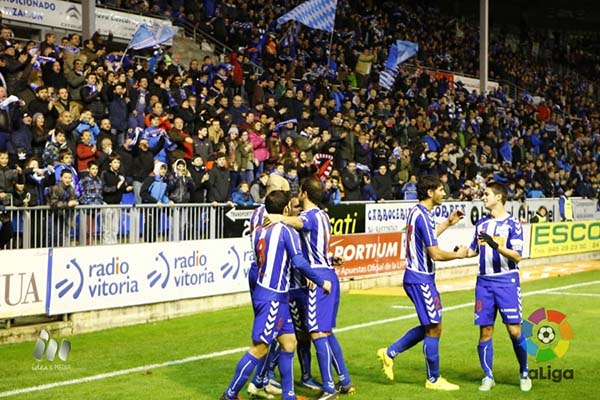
[128,23,159,50]
[277,0,337,32]
[379,40,418,90]
[128,23,178,50]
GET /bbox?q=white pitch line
[1,279,599,398]
[543,291,600,297]
[391,305,414,309]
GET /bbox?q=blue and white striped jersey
[470,214,523,277]
[404,204,437,283]
[299,207,333,269]
[249,204,267,243]
[254,223,305,293]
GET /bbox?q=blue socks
[388,325,425,358]
[511,334,529,375]
[252,342,277,387]
[314,336,335,393]
[328,334,351,386]
[297,339,312,381]
[423,336,440,382]
[478,339,494,379]
[278,350,295,400]
[225,352,260,399]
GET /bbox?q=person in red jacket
[76,130,98,174]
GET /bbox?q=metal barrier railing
[1,204,228,250]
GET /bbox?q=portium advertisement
[530,220,600,258]
[328,232,405,278]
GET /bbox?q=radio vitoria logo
[523,308,573,362]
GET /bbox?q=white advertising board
[1,0,169,39]
[47,238,253,315]
[0,248,48,319]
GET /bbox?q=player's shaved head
[300,177,323,204]
[266,174,290,194]
[265,190,291,214]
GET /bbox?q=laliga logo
[523,307,573,362]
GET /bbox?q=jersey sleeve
[299,210,314,233]
[282,224,304,258]
[508,219,524,255]
[415,213,437,247]
[284,225,325,287]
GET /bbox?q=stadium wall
[1,220,599,344]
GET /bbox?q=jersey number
[256,238,267,277]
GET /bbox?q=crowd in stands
[0,0,598,217]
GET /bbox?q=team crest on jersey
[496,224,510,237]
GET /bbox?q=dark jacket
[341,168,361,201]
[47,183,77,208]
[101,169,128,204]
[207,165,230,202]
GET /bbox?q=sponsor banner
[0,249,47,319]
[47,238,253,315]
[530,220,600,258]
[572,199,600,221]
[1,0,169,39]
[365,201,469,233]
[453,73,499,94]
[328,232,405,278]
[329,203,365,235]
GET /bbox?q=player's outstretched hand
[263,213,284,228]
[322,280,332,294]
[455,245,468,258]
[306,279,316,289]
[447,209,465,225]
[478,232,499,250]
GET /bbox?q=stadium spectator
[529,206,548,223]
[46,169,78,246]
[207,152,231,203]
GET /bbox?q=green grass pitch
[1,269,599,399]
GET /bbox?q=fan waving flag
[128,23,178,50]
[277,0,337,32]
[379,40,418,90]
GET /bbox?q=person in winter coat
[167,117,194,165]
[75,130,98,174]
[75,110,101,143]
[100,154,133,244]
[140,162,172,242]
[167,159,194,204]
[207,152,230,203]
[231,181,254,206]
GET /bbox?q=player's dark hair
[265,190,291,214]
[488,182,508,204]
[300,177,323,204]
[417,175,442,201]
